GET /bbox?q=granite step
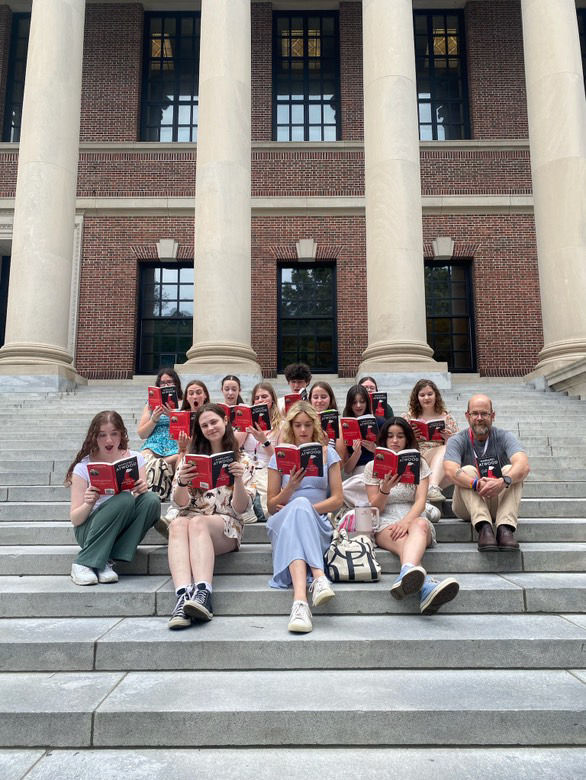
[1,572,585,618]
[3,747,586,780]
[1,669,584,748]
[1,614,585,672]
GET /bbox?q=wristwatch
[502,475,512,489]
[262,440,271,448]
[177,479,188,488]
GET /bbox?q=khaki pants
[452,464,522,530]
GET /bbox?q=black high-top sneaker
[184,582,214,621]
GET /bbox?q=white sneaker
[97,560,118,584]
[309,575,336,607]
[427,485,446,502]
[71,563,98,586]
[287,600,313,633]
[424,503,441,523]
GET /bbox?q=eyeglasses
[467,411,491,419]
[160,380,175,387]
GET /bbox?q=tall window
[273,12,340,141]
[137,265,193,373]
[425,262,476,371]
[141,13,200,142]
[414,11,469,140]
[2,14,30,142]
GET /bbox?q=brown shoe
[476,522,499,551]
[496,524,520,550]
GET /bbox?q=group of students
[65,363,460,633]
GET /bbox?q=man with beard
[443,394,530,551]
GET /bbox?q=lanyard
[469,428,489,472]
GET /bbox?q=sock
[175,585,190,597]
[196,581,213,593]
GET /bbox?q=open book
[169,411,196,440]
[319,409,339,441]
[372,447,421,484]
[147,386,178,411]
[368,391,388,417]
[340,415,378,446]
[183,451,235,490]
[410,417,446,441]
[274,442,324,477]
[87,455,140,495]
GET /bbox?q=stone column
[358,0,445,383]
[183,0,261,384]
[522,0,586,374]
[0,0,86,391]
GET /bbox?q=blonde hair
[280,401,327,446]
[251,381,283,432]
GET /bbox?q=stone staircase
[0,379,585,779]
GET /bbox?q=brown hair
[181,379,210,411]
[407,379,447,418]
[309,381,338,412]
[189,403,240,459]
[155,367,184,400]
[251,381,282,431]
[65,411,129,485]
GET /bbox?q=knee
[290,496,313,511]
[115,491,135,509]
[412,517,430,535]
[187,514,208,535]
[461,465,479,478]
[169,513,189,539]
[141,491,161,510]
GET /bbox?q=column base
[0,362,87,393]
[358,340,450,389]
[180,340,262,392]
[526,354,586,401]
[529,337,586,376]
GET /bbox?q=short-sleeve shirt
[73,450,146,511]
[444,427,524,469]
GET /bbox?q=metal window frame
[2,12,30,142]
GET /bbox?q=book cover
[284,393,303,413]
[319,409,339,441]
[147,386,178,411]
[184,451,236,490]
[87,455,140,495]
[358,415,378,442]
[169,410,192,440]
[274,442,324,477]
[372,447,421,484]
[217,403,232,420]
[251,403,271,431]
[477,456,502,479]
[369,391,387,417]
[230,404,253,432]
[410,417,446,441]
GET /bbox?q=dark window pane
[425,262,475,372]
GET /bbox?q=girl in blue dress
[266,401,343,633]
[137,368,184,469]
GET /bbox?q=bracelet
[379,488,390,495]
[471,478,478,492]
[176,479,188,488]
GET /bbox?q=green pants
[74,490,161,570]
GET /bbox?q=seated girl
[178,379,211,453]
[358,376,394,418]
[167,403,255,629]
[65,411,161,586]
[137,368,184,496]
[221,374,247,448]
[242,381,283,518]
[266,401,343,633]
[340,384,382,508]
[363,417,459,615]
[308,380,345,455]
[404,379,458,502]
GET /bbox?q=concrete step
[3,518,584,547]
[1,614,585,672]
[4,747,586,780]
[1,669,584,748]
[1,572,585,618]
[1,541,584,577]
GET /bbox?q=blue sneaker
[390,563,426,601]
[419,576,459,615]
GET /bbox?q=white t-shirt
[72,450,145,511]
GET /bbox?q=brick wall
[251,2,272,142]
[252,216,366,377]
[466,0,528,139]
[339,1,363,141]
[76,216,194,377]
[80,3,143,142]
[423,214,542,376]
[0,4,11,136]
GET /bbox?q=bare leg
[187,514,237,585]
[289,559,309,602]
[164,454,180,472]
[168,515,193,589]
[423,446,448,488]
[375,517,431,566]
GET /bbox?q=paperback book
[319,409,339,441]
[410,417,446,441]
[87,455,140,495]
[274,442,324,477]
[340,415,378,446]
[372,447,421,484]
[368,391,388,417]
[169,411,196,440]
[183,451,236,490]
[147,386,178,411]
[477,456,503,479]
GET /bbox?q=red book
[340,415,378,446]
[217,403,232,419]
[367,391,387,417]
[274,442,324,477]
[372,447,421,484]
[410,418,446,441]
[284,393,303,413]
[183,451,235,490]
[87,455,140,495]
[319,409,339,441]
[230,404,254,432]
[147,386,178,411]
[169,411,194,440]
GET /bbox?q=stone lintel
[0,363,88,393]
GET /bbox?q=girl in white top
[221,374,247,448]
[242,381,282,517]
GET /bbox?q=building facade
[0,0,584,390]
